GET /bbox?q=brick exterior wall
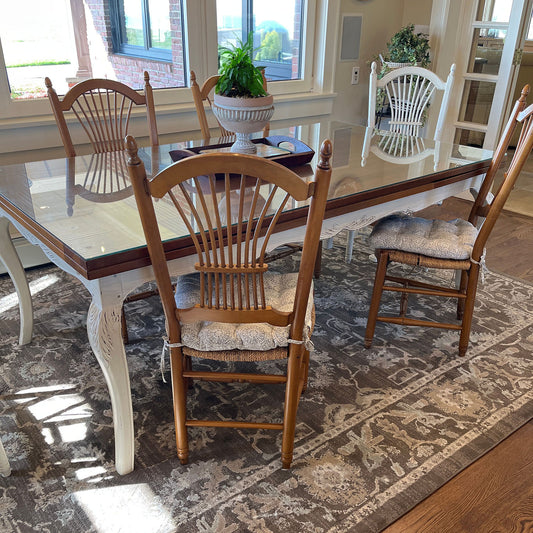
[82,0,185,90]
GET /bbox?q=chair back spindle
[46,73,158,158]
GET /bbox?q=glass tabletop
[0,121,491,268]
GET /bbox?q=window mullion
[142,0,151,51]
[244,0,252,40]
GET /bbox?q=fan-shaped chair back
[46,73,158,158]
[368,62,455,141]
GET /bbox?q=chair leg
[458,267,480,357]
[399,282,409,317]
[457,270,468,320]
[281,345,304,469]
[169,347,189,465]
[365,251,389,348]
[314,240,323,279]
[121,306,129,345]
[183,354,193,389]
[300,349,310,393]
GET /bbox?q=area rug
[0,233,532,533]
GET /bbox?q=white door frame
[431,0,533,150]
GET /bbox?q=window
[0,0,334,153]
[0,0,186,99]
[111,0,174,62]
[216,0,303,81]
[525,8,533,52]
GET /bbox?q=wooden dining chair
[365,85,532,357]
[190,69,269,139]
[126,135,332,468]
[46,73,159,344]
[338,62,457,263]
[368,62,455,141]
[46,73,158,157]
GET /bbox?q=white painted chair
[368,62,456,140]
[0,439,11,476]
[339,62,456,263]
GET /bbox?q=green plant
[216,33,268,98]
[384,24,430,67]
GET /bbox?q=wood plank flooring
[382,198,533,533]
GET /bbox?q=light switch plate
[351,67,359,85]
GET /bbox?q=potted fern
[212,34,274,154]
[380,24,431,71]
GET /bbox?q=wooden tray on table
[169,135,315,168]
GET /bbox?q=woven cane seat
[369,214,478,260]
[174,272,313,353]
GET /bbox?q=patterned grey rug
[0,233,532,533]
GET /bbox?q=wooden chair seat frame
[127,136,332,468]
[365,85,533,357]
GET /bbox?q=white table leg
[0,438,11,477]
[0,217,33,345]
[87,297,134,475]
[345,230,356,262]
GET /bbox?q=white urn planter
[212,93,274,154]
[383,61,421,70]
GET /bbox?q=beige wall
[332,0,433,124]
[402,0,433,26]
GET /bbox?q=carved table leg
[87,299,134,475]
[0,217,33,345]
[0,438,11,477]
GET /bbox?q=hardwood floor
[382,198,533,533]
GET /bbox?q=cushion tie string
[287,334,314,352]
[160,336,184,383]
[470,248,488,283]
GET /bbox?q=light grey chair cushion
[174,272,313,352]
[368,213,478,260]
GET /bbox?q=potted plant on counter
[212,34,274,154]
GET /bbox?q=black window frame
[110,0,173,62]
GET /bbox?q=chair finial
[125,135,141,165]
[144,71,150,83]
[45,77,52,89]
[318,139,333,170]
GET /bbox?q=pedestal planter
[212,93,274,154]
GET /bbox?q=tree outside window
[216,0,303,81]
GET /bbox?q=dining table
[0,120,492,474]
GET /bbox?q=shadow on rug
[0,233,532,533]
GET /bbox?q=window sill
[0,91,336,155]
